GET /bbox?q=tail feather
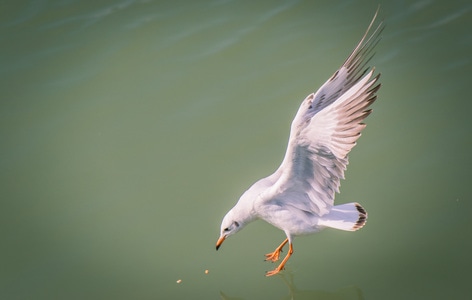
[318,202,367,231]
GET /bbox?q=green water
[1,0,471,299]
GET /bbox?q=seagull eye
[223,227,230,232]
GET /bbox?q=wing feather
[271,12,383,216]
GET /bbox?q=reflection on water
[220,291,245,300]
[220,272,363,300]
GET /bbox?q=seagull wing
[272,14,383,216]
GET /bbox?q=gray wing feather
[271,12,383,216]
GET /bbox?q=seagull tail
[318,203,367,231]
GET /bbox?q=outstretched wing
[272,12,383,216]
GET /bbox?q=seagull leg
[266,242,293,277]
[264,238,288,262]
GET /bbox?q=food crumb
[176,279,182,284]
[204,269,209,274]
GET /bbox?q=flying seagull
[216,11,383,276]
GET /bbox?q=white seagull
[216,12,383,276]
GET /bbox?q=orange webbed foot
[264,238,288,263]
[265,267,283,277]
[264,249,282,262]
[265,242,293,277]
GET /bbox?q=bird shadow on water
[219,271,364,300]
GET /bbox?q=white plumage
[216,11,383,276]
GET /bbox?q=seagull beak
[216,235,226,250]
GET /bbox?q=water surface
[1,0,471,299]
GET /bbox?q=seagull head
[216,209,243,250]
[216,184,260,250]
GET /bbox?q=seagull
[216,11,383,276]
